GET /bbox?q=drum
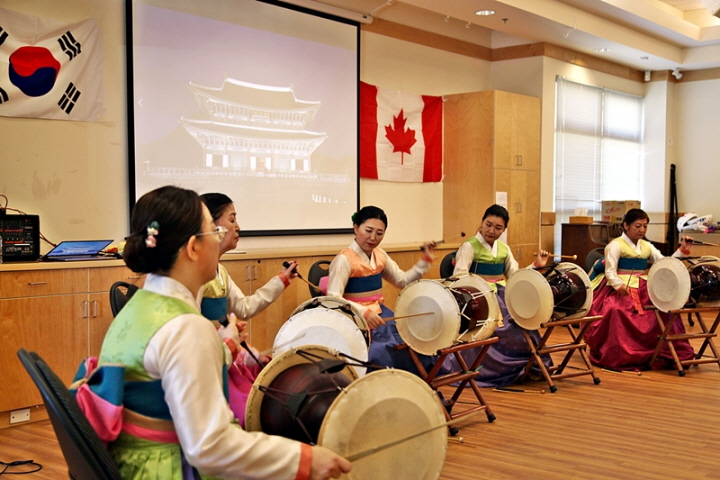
[505,262,593,330]
[394,275,500,355]
[246,346,447,480]
[647,257,691,312]
[688,256,720,306]
[275,296,369,377]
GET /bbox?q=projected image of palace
[136,77,355,232]
[181,78,328,175]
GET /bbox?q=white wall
[674,79,720,221]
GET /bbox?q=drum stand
[519,315,603,393]
[647,306,720,376]
[397,337,499,434]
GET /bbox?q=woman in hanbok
[94,185,349,479]
[585,208,695,370]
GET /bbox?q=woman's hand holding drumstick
[282,261,324,294]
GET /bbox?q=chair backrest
[439,251,456,278]
[109,281,139,317]
[16,349,122,480]
[585,247,605,274]
[307,260,331,298]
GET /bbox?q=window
[554,77,643,248]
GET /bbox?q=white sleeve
[145,315,307,480]
[505,247,521,278]
[227,274,285,320]
[381,251,429,288]
[604,241,623,289]
[453,242,474,276]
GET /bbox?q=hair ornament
[145,221,159,248]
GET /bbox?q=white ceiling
[308,0,720,73]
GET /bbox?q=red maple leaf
[384,109,416,165]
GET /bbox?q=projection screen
[127,0,359,235]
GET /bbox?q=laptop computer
[43,240,115,262]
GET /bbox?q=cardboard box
[601,200,641,223]
[569,216,594,224]
[541,212,556,225]
[541,225,555,252]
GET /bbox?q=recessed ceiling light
[475,10,495,16]
[594,48,609,53]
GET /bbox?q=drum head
[688,256,720,306]
[648,257,691,312]
[447,274,501,342]
[505,269,554,330]
[290,296,369,333]
[274,308,369,377]
[245,345,358,433]
[548,262,593,320]
[318,369,447,480]
[395,279,460,355]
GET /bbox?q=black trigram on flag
[0,26,8,46]
[58,30,81,60]
[0,87,8,104]
[58,82,81,114]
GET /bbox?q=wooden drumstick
[259,331,308,356]
[345,409,483,462]
[419,232,466,251]
[687,239,720,247]
[385,311,434,321]
[534,252,578,260]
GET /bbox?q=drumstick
[386,312,434,321]
[533,252,577,260]
[687,239,720,247]
[282,261,324,294]
[493,387,546,394]
[259,331,308,356]
[345,409,483,462]
[419,232,466,251]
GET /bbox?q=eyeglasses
[195,225,228,243]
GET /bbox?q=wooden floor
[2,321,720,479]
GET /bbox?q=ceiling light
[475,10,495,16]
[594,48,609,53]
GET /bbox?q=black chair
[17,349,122,480]
[307,260,331,298]
[584,247,605,274]
[109,281,139,317]
[439,251,456,278]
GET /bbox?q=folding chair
[647,306,720,376]
[17,348,122,480]
[519,315,603,393]
[398,336,498,435]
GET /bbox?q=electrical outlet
[10,408,30,424]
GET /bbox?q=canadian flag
[0,7,103,121]
[360,81,442,182]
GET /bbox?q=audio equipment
[0,214,41,262]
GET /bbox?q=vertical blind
[554,77,643,227]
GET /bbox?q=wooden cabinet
[443,90,541,257]
[0,245,456,427]
[0,263,143,424]
[560,223,608,269]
